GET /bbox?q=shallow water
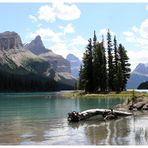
[0,92,148,145]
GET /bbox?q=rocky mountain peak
[66,53,81,78]
[33,35,43,46]
[25,35,47,55]
[66,53,80,61]
[0,31,23,50]
[133,63,148,75]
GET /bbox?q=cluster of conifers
[79,30,131,93]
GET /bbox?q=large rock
[0,31,23,50]
[25,35,48,55]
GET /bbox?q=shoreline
[62,90,148,99]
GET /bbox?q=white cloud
[49,42,69,58]
[59,23,75,34]
[70,35,87,46]
[38,5,55,22]
[132,26,139,33]
[123,31,136,43]
[146,4,148,10]
[128,49,148,70]
[123,31,134,37]
[123,19,148,47]
[28,27,86,60]
[99,28,116,37]
[29,28,63,44]
[30,2,81,23]
[123,18,148,70]
[68,35,87,59]
[29,15,37,22]
[139,19,148,38]
[50,35,87,59]
[53,2,81,21]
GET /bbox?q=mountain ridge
[127,63,148,89]
[0,31,76,91]
[66,53,81,78]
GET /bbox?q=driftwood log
[68,109,132,122]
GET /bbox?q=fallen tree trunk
[68,109,132,122]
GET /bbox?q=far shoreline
[62,90,148,99]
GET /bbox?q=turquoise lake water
[0,92,148,145]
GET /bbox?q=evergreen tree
[118,44,131,90]
[93,42,101,91]
[79,30,131,93]
[113,62,123,91]
[81,38,94,93]
[93,34,107,92]
[113,36,118,71]
[93,30,97,48]
[78,65,84,90]
[113,35,120,91]
[100,37,107,91]
[107,29,114,91]
[92,31,101,91]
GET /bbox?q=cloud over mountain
[29,2,81,23]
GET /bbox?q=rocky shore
[114,95,148,111]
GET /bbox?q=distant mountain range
[0,31,76,91]
[127,63,148,89]
[66,53,81,79]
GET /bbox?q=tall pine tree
[107,29,114,91]
[100,36,107,91]
[78,65,84,90]
[118,44,131,90]
[113,36,118,72]
[81,38,94,93]
[93,31,101,91]
[113,35,120,91]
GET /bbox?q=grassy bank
[62,90,148,99]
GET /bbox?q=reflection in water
[0,92,148,145]
[83,115,148,145]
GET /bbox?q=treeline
[138,81,148,89]
[79,30,131,93]
[0,69,56,92]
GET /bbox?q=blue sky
[0,2,148,70]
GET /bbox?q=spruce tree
[113,36,118,72]
[79,30,131,93]
[100,37,107,91]
[118,44,131,90]
[78,65,84,90]
[93,34,107,92]
[82,38,94,93]
[114,62,123,91]
[93,42,102,91]
[92,31,101,91]
[107,29,114,91]
[113,35,120,91]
